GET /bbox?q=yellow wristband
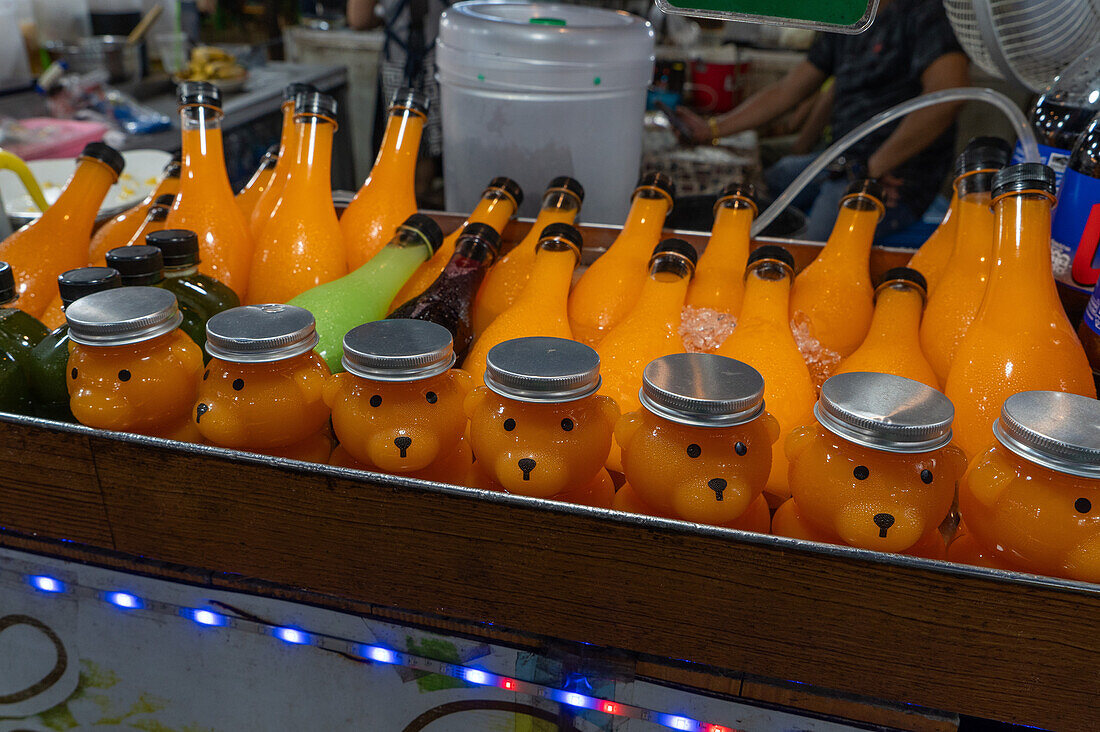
[707,117,721,144]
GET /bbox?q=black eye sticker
[503,418,516,432]
[70,368,77,380]
[1076,497,1092,514]
[425,391,438,404]
[118,369,131,382]
[854,466,869,480]
[686,443,701,458]
[921,469,933,484]
[232,378,244,391]
[561,418,574,432]
[734,441,747,456]
[370,395,382,408]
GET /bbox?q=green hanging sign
[656,0,879,34]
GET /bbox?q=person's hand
[878,172,904,208]
[674,106,714,145]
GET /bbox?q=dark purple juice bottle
[388,222,502,359]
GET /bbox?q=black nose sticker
[518,458,536,480]
[195,403,209,424]
[874,513,895,538]
[394,436,412,458]
[707,477,727,501]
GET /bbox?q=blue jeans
[765,153,919,242]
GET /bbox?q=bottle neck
[620,191,671,251]
[540,190,581,215]
[180,104,229,185]
[708,200,754,257]
[164,263,199,278]
[740,262,792,323]
[950,192,995,267]
[823,197,879,264]
[372,109,425,182]
[522,246,577,301]
[983,192,1059,304]
[452,235,497,267]
[288,115,335,185]
[865,284,924,345]
[42,158,118,229]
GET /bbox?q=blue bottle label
[1051,166,1100,291]
[1010,141,1073,187]
[1084,281,1100,336]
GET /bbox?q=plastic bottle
[89,156,181,263]
[340,88,428,268]
[388,223,501,362]
[1052,111,1100,290]
[0,142,124,317]
[326,319,474,483]
[195,304,332,461]
[1080,273,1100,376]
[65,287,204,441]
[596,238,697,416]
[473,177,584,335]
[773,372,968,558]
[0,262,48,415]
[250,83,318,236]
[686,182,756,317]
[951,391,1100,582]
[289,214,443,371]
[166,82,254,296]
[393,177,521,309]
[568,173,675,346]
[463,223,582,383]
[835,267,939,389]
[464,336,619,507]
[26,267,122,422]
[247,92,346,305]
[614,353,778,531]
[946,164,1097,458]
[236,144,278,220]
[789,179,884,358]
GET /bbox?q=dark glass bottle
[146,228,240,324]
[0,262,49,415]
[27,267,122,421]
[388,222,502,359]
[1052,112,1100,290]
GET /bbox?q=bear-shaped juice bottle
[465,336,620,507]
[613,353,778,532]
[326,318,473,483]
[65,287,204,441]
[685,181,756,318]
[195,304,332,462]
[773,371,968,558]
[951,391,1100,582]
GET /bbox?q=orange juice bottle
[393,177,522,309]
[65,287,204,441]
[789,179,884,358]
[195,304,332,462]
[568,173,675,346]
[236,144,278,220]
[249,83,317,236]
[946,163,1097,458]
[341,88,428,268]
[835,267,939,389]
[952,391,1100,582]
[596,238,697,415]
[919,161,999,383]
[246,92,346,305]
[89,156,181,264]
[464,223,582,381]
[0,142,124,318]
[686,181,756,317]
[473,177,584,334]
[717,246,816,503]
[166,82,254,297]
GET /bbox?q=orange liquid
[392,190,516,309]
[340,109,425,268]
[167,109,254,296]
[249,103,296,237]
[331,439,474,486]
[772,496,949,559]
[68,329,204,441]
[88,204,170,269]
[89,169,180,264]
[789,200,878,357]
[717,263,816,501]
[835,282,940,389]
[568,192,671,345]
[685,199,754,316]
[463,245,577,382]
[473,195,579,335]
[907,191,958,291]
[246,115,346,304]
[945,193,1097,458]
[614,481,772,533]
[920,190,995,383]
[955,443,1100,582]
[0,157,118,317]
[236,164,276,221]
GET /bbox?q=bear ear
[449,367,475,396]
[614,411,643,449]
[784,423,817,462]
[595,394,621,429]
[942,443,970,481]
[322,372,347,408]
[761,412,781,445]
[463,387,489,420]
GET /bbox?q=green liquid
[26,325,74,421]
[0,352,31,415]
[289,240,431,371]
[0,305,48,416]
[160,268,241,360]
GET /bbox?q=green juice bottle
[0,262,49,415]
[289,213,443,371]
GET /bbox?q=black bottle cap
[955,136,1013,178]
[146,203,171,222]
[294,91,338,119]
[401,213,445,253]
[488,176,524,208]
[459,222,503,255]
[747,244,795,270]
[284,82,317,102]
[0,262,15,303]
[877,266,927,293]
[106,245,164,285]
[58,267,123,307]
[636,171,676,201]
[177,80,222,108]
[539,222,583,251]
[79,142,125,177]
[652,238,698,267]
[719,180,757,206]
[390,86,429,115]
[163,159,182,178]
[548,176,584,203]
[843,178,884,203]
[154,194,176,208]
[992,163,1057,198]
[146,229,200,267]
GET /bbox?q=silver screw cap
[205,304,319,363]
[66,287,182,347]
[342,319,455,381]
[640,353,766,428]
[815,372,954,453]
[484,337,600,403]
[994,391,1100,479]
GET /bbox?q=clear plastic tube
[752,87,1039,237]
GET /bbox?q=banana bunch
[177,46,246,82]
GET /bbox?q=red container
[688,60,750,114]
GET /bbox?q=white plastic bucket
[436,2,655,225]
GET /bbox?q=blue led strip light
[7,567,740,732]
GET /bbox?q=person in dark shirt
[677,0,969,241]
